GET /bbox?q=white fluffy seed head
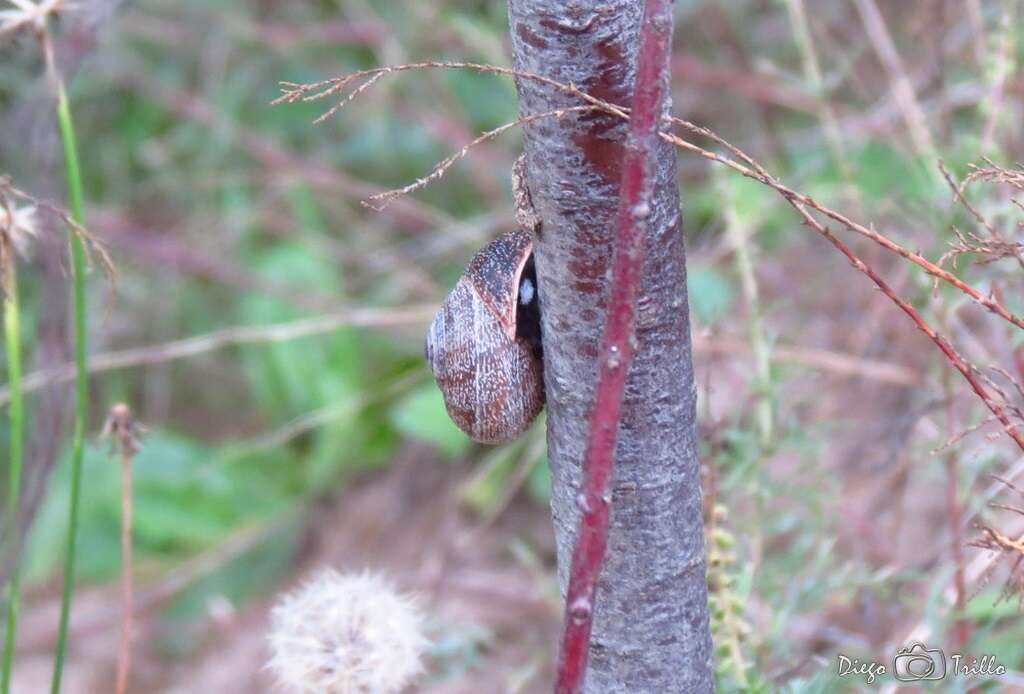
[266,569,428,694]
[0,203,38,257]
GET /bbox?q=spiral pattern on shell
[425,227,544,443]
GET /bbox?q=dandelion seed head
[0,203,38,257]
[267,569,427,694]
[0,0,68,36]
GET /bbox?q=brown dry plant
[100,403,143,694]
[970,475,1024,606]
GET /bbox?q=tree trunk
[507,2,714,691]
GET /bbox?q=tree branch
[554,0,677,690]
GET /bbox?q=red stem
[554,1,674,691]
[812,222,1024,453]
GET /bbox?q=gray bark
[507,2,714,691]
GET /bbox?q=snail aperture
[425,227,544,443]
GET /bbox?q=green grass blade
[1,266,24,694]
[50,83,88,694]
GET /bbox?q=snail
[425,226,544,443]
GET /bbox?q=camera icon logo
[893,643,946,681]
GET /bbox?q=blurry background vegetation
[2,0,1024,691]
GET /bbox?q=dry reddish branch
[652,122,1024,334]
[793,217,1024,453]
[611,108,1024,452]
[552,1,673,690]
[643,122,1024,452]
[281,64,1024,340]
[279,59,1024,453]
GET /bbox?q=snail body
[426,227,544,443]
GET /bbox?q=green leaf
[854,140,934,208]
[460,445,520,514]
[688,264,735,325]
[25,432,276,582]
[723,175,775,227]
[525,455,551,504]
[443,70,517,131]
[391,384,471,458]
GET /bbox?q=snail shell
[425,227,544,443]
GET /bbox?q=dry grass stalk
[980,4,1016,152]
[938,161,1024,270]
[969,475,1024,606]
[782,0,861,212]
[852,0,938,164]
[962,160,1024,191]
[100,403,143,694]
[0,176,116,285]
[0,303,436,406]
[931,415,998,455]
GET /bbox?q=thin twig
[364,106,598,211]
[931,415,997,455]
[939,161,999,237]
[717,170,772,443]
[281,62,1024,337]
[274,61,568,108]
[791,209,1024,453]
[968,521,1024,605]
[655,122,1024,334]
